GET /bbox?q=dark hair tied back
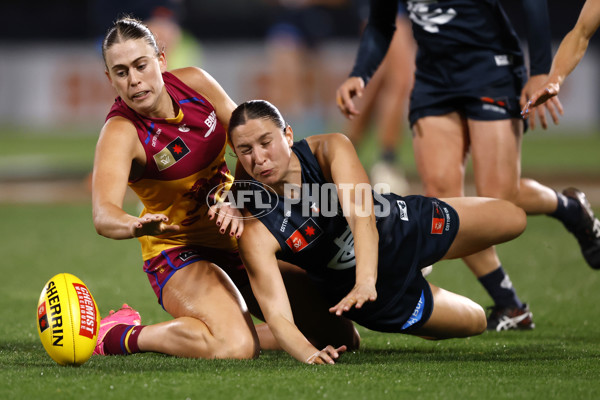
[228,100,286,138]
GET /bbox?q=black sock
[478,266,523,308]
[549,191,581,231]
[381,149,396,164]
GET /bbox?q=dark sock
[381,149,396,164]
[103,324,145,355]
[478,266,523,308]
[549,191,581,231]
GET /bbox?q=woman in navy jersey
[228,100,528,364]
[91,17,358,360]
[336,0,600,331]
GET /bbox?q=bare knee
[422,173,463,198]
[502,200,527,239]
[214,331,259,360]
[469,303,487,336]
[167,317,259,360]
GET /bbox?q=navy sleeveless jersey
[245,140,460,331]
[352,0,551,95]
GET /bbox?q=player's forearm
[547,26,591,90]
[349,215,379,285]
[93,203,138,239]
[266,314,319,363]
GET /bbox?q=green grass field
[1,130,600,399]
[1,204,599,399]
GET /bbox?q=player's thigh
[412,112,468,197]
[410,283,486,339]
[440,197,526,259]
[468,118,523,200]
[162,260,256,340]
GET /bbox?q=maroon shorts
[143,245,248,308]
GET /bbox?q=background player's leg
[412,112,467,198]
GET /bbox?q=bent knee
[471,304,487,336]
[215,332,260,360]
[171,317,259,359]
[505,201,527,238]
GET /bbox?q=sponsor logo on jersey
[151,128,162,147]
[327,225,356,270]
[178,124,190,133]
[154,137,190,171]
[494,54,513,67]
[280,209,292,232]
[407,1,457,33]
[431,201,445,234]
[204,111,217,137]
[285,218,323,253]
[38,302,49,333]
[397,200,409,221]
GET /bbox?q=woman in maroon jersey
[91,16,358,360]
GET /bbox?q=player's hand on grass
[329,282,377,316]
[520,74,564,130]
[305,345,347,365]
[132,213,180,237]
[336,77,365,119]
[208,202,244,239]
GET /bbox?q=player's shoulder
[306,133,353,158]
[99,115,139,146]
[170,67,211,90]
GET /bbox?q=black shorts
[341,195,459,333]
[408,67,527,127]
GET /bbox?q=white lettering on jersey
[407,1,457,33]
[152,128,162,148]
[204,111,217,138]
[326,225,356,270]
[397,200,409,221]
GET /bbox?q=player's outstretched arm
[521,0,600,120]
[239,217,346,364]
[310,134,379,316]
[93,117,179,239]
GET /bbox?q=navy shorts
[408,68,527,127]
[143,245,248,308]
[340,195,459,333]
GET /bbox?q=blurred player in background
[89,0,200,69]
[345,1,415,195]
[336,0,600,332]
[522,0,600,117]
[263,0,357,137]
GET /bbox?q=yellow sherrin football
[36,273,100,366]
